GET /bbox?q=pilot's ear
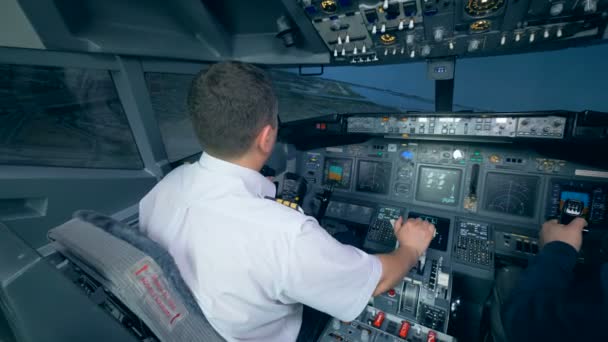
[256,124,276,155]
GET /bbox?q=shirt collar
[198,152,276,198]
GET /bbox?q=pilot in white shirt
[139,62,435,342]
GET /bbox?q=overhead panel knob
[584,0,597,13]
[434,28,444,42]
[410,49,416,58]
[381,24,386,33]
[544,28,550,38]
[529,32,535,43]
[557,27,563,37]
[372,25,377,34]
[337,35,342,45]
[345,34,350,43]
[550,2,564,16]
[362,44,367,53]
[515,32,521,42]
[468,39,480,52]
[500,35,506,45]
[406,34,415,45]
[449,41,455,50]
[421,45,431,56]
[409,19,415,29]
[399,21,404,30]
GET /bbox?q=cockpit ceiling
[1,0,607,65]
[0,0,44,50]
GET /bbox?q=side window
[0,64,142,169]
[145,72,202,162]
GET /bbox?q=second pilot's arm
[502,218,608,341]
[279,216,435,322]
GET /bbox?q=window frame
[0,47,171,177]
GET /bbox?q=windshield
[454,44,608,113]
[273,63,483,123]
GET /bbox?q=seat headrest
[48,210,226,342]
[73,210,202,316]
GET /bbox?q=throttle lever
[559,199,589,233]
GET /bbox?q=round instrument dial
[321,0,337,14]
[465,0,505,17]
[470,20,491,32]
[380,33,397,45]
[394,182,411,194]
[396,166,413,180]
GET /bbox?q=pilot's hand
[540,218,587,252]
[392,217,436,258]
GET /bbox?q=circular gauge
[396,166,413,180]
[321,0,337,14]
[394,182,411,194]
[470,20,491,32]
[380,33,397,45]
[465,0,505,17]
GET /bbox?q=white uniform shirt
[139,153,382,342]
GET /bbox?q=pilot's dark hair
[188,61,278,159]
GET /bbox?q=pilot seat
[48,210,225,342]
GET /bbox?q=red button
[427,330,437,342]
[399,321,411,338]
[388,289,396,297]
[320,123,327,130]
[372,311,385,328]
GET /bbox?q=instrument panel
[301,136,608,342]
[298,138,608,263]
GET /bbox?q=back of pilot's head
[188,61,278,159]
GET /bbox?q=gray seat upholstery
[48,211,225,342]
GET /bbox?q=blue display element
[560,191,590,206]
[400,150,414,160]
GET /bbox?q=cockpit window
[0,64,142,169]
[454,44,608,112]
[269,70,406,122]
[145,72,202,162]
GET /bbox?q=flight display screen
[416,167,462,206]
[323,158,353,189]
[408,212,451,251]
[356,160,392,194]
[483,173,539,218]
[547,179,608,228]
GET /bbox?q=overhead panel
[299,0,608,65]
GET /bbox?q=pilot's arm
[502,218,608,341]
[278,217,435,321]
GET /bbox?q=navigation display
[483,173,539,218]
[323,158,353,189]
[416,167,462,206]
[408,212,451,251]
[356,160,392,194]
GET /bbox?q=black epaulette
[265,196,304,214]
